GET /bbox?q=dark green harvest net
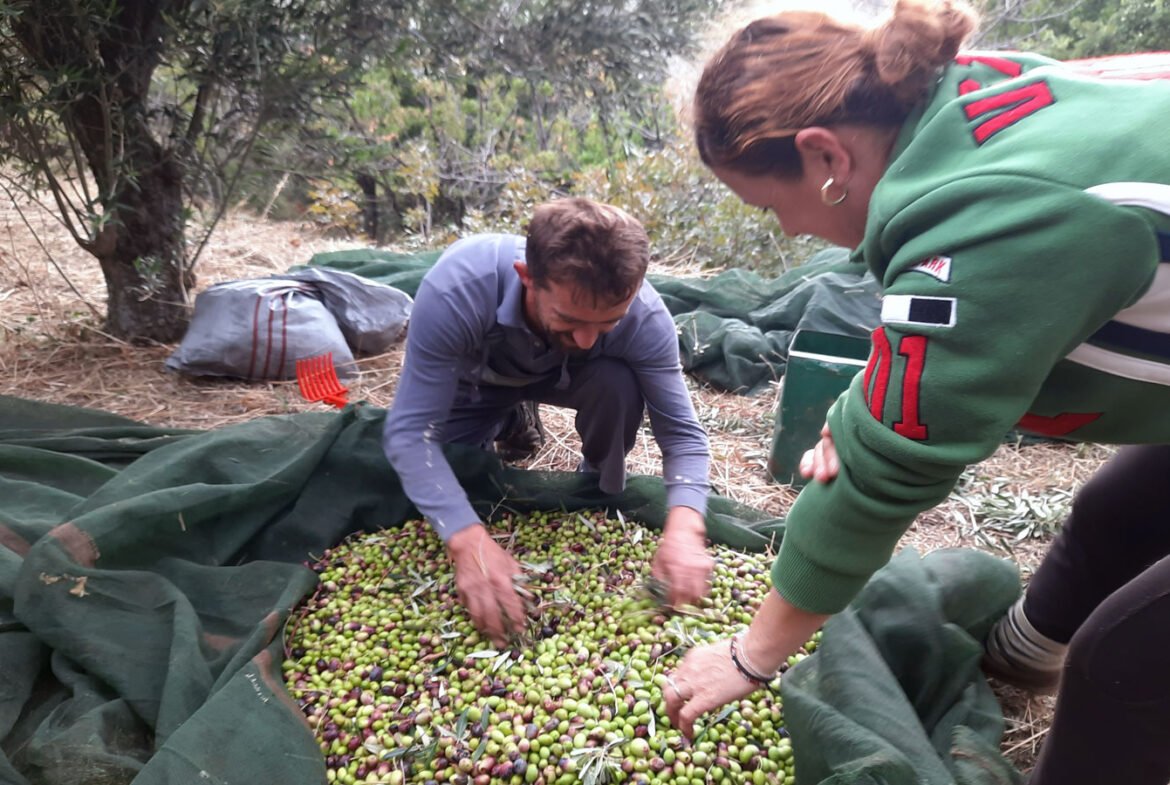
[2,396,1021,785]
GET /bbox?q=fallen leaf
[69,577,89,597]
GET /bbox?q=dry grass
[0,194,1113,776]
[993,684,1059,773]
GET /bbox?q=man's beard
[552,333,589,356]
[541,327,589,356]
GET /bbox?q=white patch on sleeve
[881,295,957,328]
[906,255,953,282]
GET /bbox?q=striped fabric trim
[1084,181,1170,214]
[1068,53,1170,82]
[1083,182,1170,260]
[1090,319,1170,361]
[1065,343,1170,386]
[1067,182,1170,385]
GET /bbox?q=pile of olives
[283,511,818,785]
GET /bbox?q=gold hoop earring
[820,177,848,206]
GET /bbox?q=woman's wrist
[730,631,778,684]
[739,589,832,675]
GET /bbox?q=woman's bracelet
[729,631,777,687]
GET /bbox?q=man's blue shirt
[382,233,711,540]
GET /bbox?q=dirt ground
[0,198,1112,776]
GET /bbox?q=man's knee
[577,358,641,407]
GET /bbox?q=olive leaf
[491,650,513,673]
[454,707,470,740]
[571,740,622,785]
[693,704,736,745]
[410,578,437,599]
[466,649,500,659]
[643,576,670,606]
[378,746,412,762]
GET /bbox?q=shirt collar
[496,236,530,329]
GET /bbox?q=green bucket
[769,330,871,487]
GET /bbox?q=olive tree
[301,0,720,243]
[0,0,381,342]
[975,0,1170,57]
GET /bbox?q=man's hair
[525,198,650,306]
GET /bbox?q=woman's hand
[663,638,757,739]
[799,422,839,483]
[664,590,831,740]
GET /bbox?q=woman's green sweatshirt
[774,52,1170,613]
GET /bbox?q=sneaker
[493,401,546,462]
[981,597,1066,695]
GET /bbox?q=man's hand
[446,525,526,647]
[799,422,839,483]
[651,506,713,607]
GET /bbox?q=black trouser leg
[443,359,644,494]
[1029,553,1170,785]
[1023,445,1170,643]
[442,383,526,447]
[535,358,644,495]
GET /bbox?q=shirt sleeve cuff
[425,500,482,543]
[665,484,709,518]
[770,542,869,615]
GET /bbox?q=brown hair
[525,197,650,306]
[694,0,978,177]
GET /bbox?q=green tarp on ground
[1,395,1021,785]
[303,247,882,395]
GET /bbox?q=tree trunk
[95,134,192,344]
[13,4,193,345]
[355,170,379,241]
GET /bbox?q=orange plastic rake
[296,352,349,409]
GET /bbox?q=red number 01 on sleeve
[863,327,929,440]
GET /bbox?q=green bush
[572,145,830,276]
[291,70,829,275]
[360,141,829,277]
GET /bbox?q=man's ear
[513,261,533,288]
[793,127,853,182]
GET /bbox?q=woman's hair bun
[863,0,978,104]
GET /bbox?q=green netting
[782,549,1022,785]
[300,247,882,394]
[0,396,1021,785]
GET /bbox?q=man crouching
[382,197,713,646]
